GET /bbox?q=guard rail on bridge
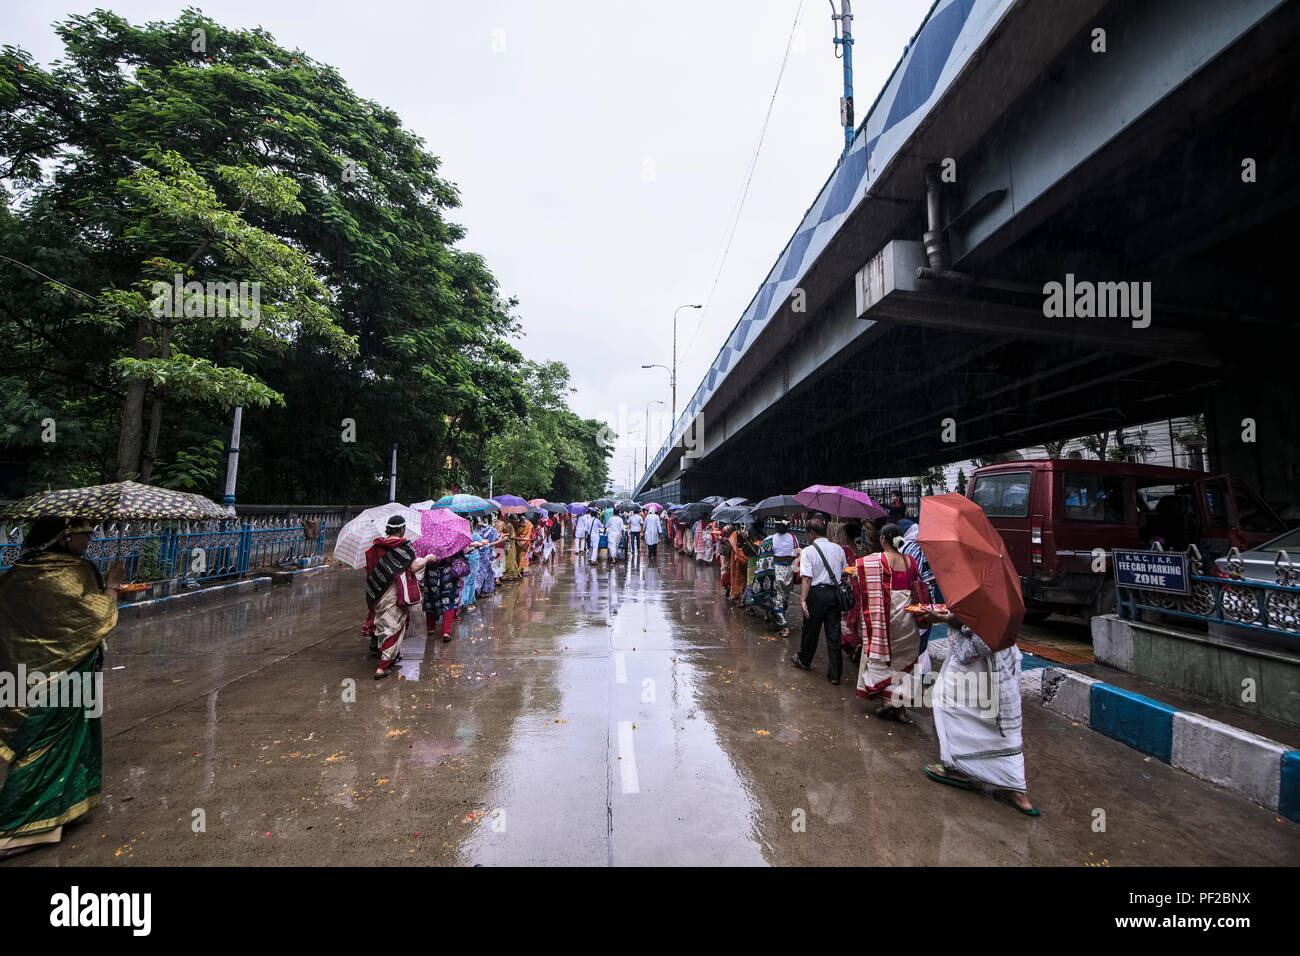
[0,509,357,589]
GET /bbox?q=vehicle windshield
[1254,528,1300,553]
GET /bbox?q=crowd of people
[657,502,1036,816]
[357,495,1033,814]
[361,510,567,679]
[0,490,1032,861]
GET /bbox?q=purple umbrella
[491,494,528,515]
[567,503,589,515]
[793,484,887,520]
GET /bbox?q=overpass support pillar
[1205,348,1300,514]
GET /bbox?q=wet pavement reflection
[7,547,1298,866]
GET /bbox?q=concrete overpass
[636,0,1299,510]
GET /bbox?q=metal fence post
[237,522,252,575]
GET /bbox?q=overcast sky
[5,0,930,490]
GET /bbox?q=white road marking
[614,652,628,684]
[617,720,639,794]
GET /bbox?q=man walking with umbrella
[643,507,662,561]
[790,516,849,684]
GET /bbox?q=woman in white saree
[921,608,1038,816]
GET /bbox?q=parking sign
[1112,549,1190,595]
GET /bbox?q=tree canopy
[0,8,611,503]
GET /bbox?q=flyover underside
[678,318,1213,501]
[670,0,1300,505]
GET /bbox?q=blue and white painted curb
[116,565,329,615]
[1040,667,1300,822]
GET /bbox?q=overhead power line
[681,0,806,366]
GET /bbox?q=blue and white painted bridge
[637,0,1299,506]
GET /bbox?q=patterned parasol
[0,480,228,521]
[414,508,473,561]
[332,503,423,569]
[430,493,496,515]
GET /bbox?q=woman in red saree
[853,523,928,721]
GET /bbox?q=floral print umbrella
[414,508,473,561]
[0,480,228,521]
[430,494,496,515]
[333,503,423,569]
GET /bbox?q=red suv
[967,460,1287,621]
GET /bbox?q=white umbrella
[333,503,423,569]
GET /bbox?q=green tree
[0,11,581,503]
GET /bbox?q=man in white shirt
[574,511,592,555]
[643,510,662,560]
[587,512,605,565]
[606,511,625,563]
[627,510,643,556]
[791,516,849,684]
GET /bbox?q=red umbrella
[917,493,1024,651]
[793,484,886,520]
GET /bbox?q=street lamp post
[671,304,702,429]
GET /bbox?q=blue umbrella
[432,493,496,515]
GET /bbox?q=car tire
[1087,580,1116,622]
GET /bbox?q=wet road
[8,547,1299,866]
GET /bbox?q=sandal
[994,790,1041,816]
[924,763,976,790]
[878,705,912,724]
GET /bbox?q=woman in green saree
[0,517,123,857]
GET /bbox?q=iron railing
[0,517,329,586]
[1117,548,1300,636]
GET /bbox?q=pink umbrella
[413,508,472,561]
[794,484,887,520]
[643,503,664,513]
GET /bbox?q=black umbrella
[541,502,567,513]
[724,496,749,506]
[590,498,615,510]
[750,495,805,519]
[675,502,712,524]
[712,505,755,525]
[700,495,726,506]
[614,499,638,512]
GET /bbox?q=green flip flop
[924,764,976,790]
[994,790,1041,816]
